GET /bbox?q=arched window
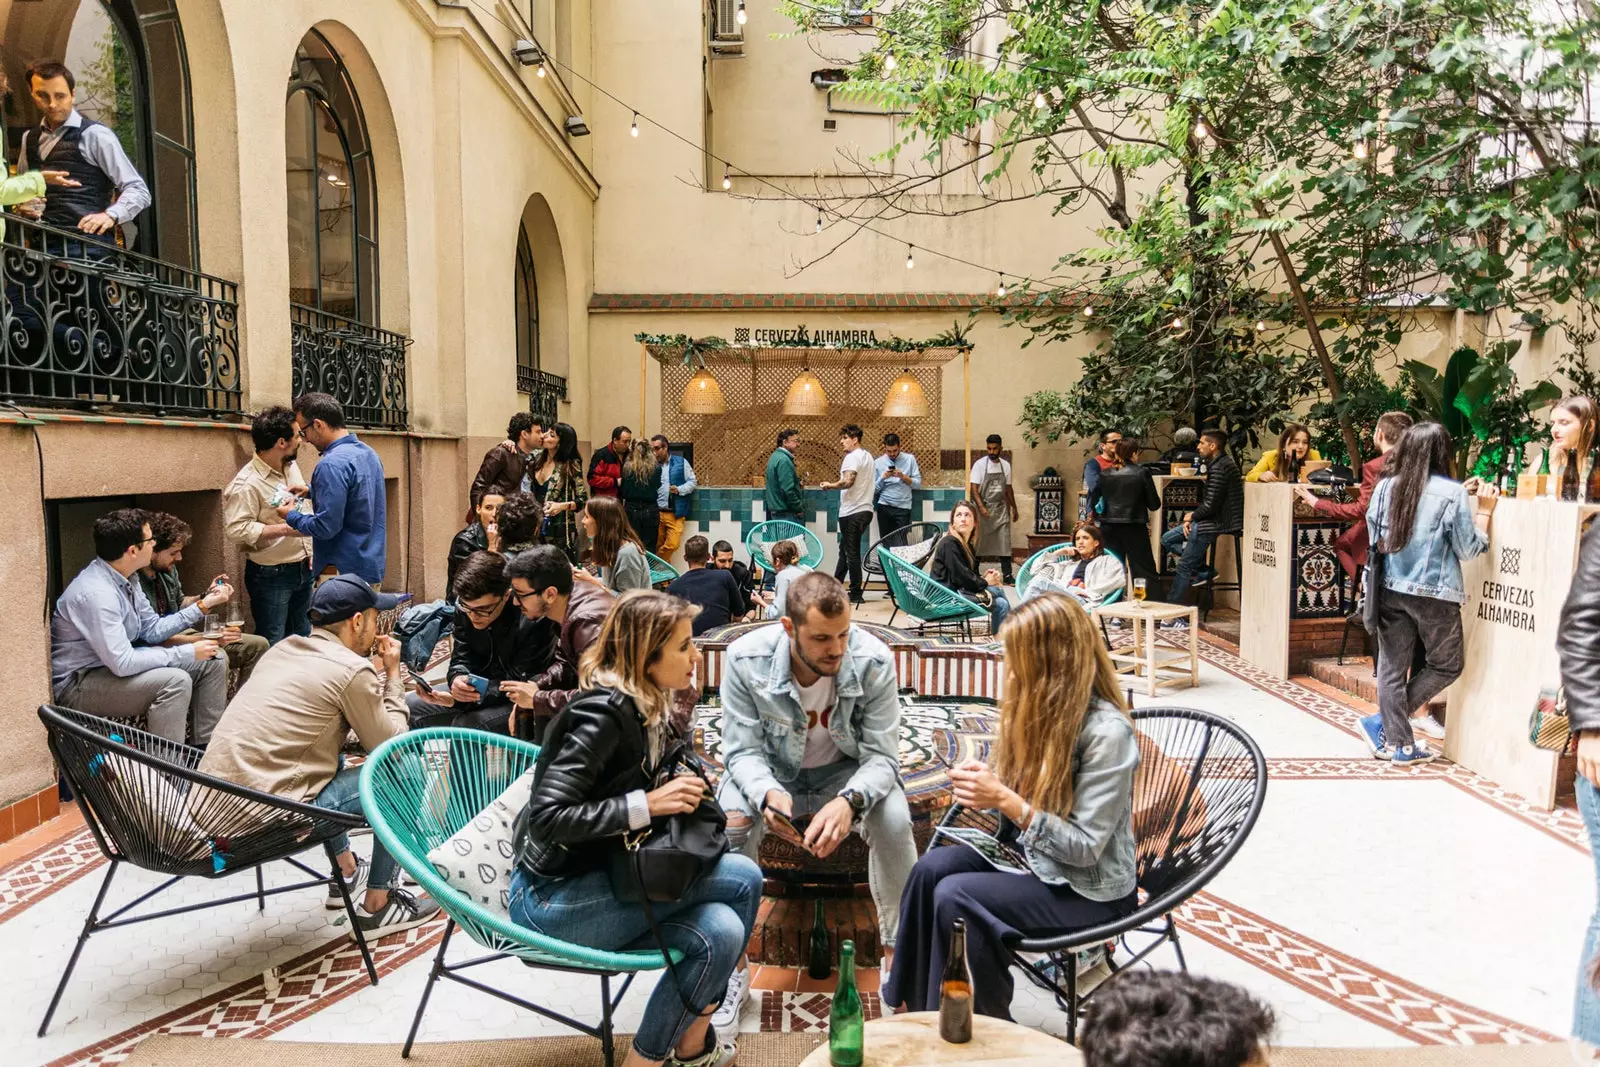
[1,0,198,267]
[514,222,539,392]
[285,29,377,324]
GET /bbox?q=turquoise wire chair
[876,546,991,640]
[745,520,824,573]
[646,550,680,588]
[360,728,680,1065]
[1017,545,1128,647]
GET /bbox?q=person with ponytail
[883,593,1139,1020]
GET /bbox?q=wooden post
[962,347,971,497]
[639,341,648,434]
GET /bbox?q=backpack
[392,599,454,670]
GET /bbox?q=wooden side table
[796,1011,1080,1065]
[1095,602,1199,696]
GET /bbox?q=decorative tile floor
[2,596,1587,1064]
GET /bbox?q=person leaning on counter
[1294,411,1414,583]
[1246,423,1320,483]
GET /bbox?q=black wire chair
[36,705,379,1036]
[931,707,1267,1043]
[864,521,944,597]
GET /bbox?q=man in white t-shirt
[968,433,1020,584]
[718,571,915,961]
[820,423,876,604]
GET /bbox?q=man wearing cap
[199,574,440,937]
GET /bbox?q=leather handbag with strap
[1529,686,1574,753]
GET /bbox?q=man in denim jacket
[718,571,916,950]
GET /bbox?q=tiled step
[1307,655,1378,705]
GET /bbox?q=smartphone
[763,807,813,853]
[407,669,434,695]
[466,674,491,698]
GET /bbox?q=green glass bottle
[829,940,864,1067]
[808,899,831,980]
[1539,446,1552,475]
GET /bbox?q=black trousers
[1099,521,1159,585]
[625,502,659,554]
[835,511,873,600]
[876,504,912,547]
[883,844,1137,1020]
[406,694,514,735]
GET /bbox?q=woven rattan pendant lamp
[679,366,727,414]
[881,368,929,417]
[783,368,828,416]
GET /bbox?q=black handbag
[1362,545,1386,634]
[606,738,728,905]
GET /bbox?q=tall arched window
[514,222,539,392]
[1,0,198,267]
[286,30,377,324]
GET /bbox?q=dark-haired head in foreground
[1078,971,1274,1067]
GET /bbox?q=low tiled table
[796,1011,1080,1065]
[1096,601,1199,696]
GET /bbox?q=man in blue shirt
[650,434,697,557]
[278,393,388,585]
[872,432,922,548]
[51,508,231,744]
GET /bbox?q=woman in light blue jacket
[1359,422,1494,766]
[884,593,1139,1020]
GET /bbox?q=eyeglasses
[510,587,542,604]
[460,595,508,619]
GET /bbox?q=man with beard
[717,572,915,966]
[223,405,315,644]
[139,511,267,684]
[712,539,762,617]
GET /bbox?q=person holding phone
[407,551,556,734]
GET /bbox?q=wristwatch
[838,789,868,819]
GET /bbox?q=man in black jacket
[713,540,763,616]
[1560,519,1600,811]
[1161,429,1242,611]
[408,551,555,732]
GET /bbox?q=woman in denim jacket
[883,593,1139,1020]
[1358,422,1494,766]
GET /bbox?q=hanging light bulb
[1194,119,1211,140]
[630,113,639,137]
[996,275,1007,298]
[884,53,897,73]
[815,210,824,233]
[1255,319,1268,332]
[536,54,546,78]
[722,168,732,191]
[1170,316,1186,331]
[1082,304,1095,318]
[905,245,915,270]
[1352,140,1369,160]
[736,0,747,24]
[1033,90,1049,109]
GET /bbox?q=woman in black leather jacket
[509,591,761,1067]
[1095,439,1161,587]
[1559,520,1600,1055]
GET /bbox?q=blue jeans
[245,558,314,645]
[1161,525,1216,604]
[510,853,763,1062]
[1576,774,1600,1046]
[985,586,1011,634]
[312,766,398,891]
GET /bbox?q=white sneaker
[1412,713,1446,740]
[709,965,751,1031]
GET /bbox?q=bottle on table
[1587,448,1600,504]
[938,918,974,1043]
[808,899,831,980]
[829,940,864,1066]
[1559,448,1583,502]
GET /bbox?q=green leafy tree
[784,0,1600,464]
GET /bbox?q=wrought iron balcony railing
[290,303,409,430]
[0,215,241,416]
[518,365,567,426]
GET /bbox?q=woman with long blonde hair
[512,591,761,1067]
[883,593,1140,1020]
[621,439,664,553]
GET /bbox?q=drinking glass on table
[1133,578,1148,602]
[202,613,224,639]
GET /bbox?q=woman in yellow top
[1245,422,1320,483]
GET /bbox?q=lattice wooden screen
[655,347,958,487]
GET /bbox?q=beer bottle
[1561,448,1583,501]
[938,919,974,1043]
[828,940,864,1066]
[1587,447,1600,504]
[808,899,831,980]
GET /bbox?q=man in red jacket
[585,425,631,498]
[1295,411,1413,582]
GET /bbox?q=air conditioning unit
[710,0,744,55]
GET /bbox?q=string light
[736,0,747,25]
[906,245,915,270]
[1255,319,1268,332]
[884,54,897,73]
[1033,90,1049,109]
[1082,305,1095,318]
[1352,140,1369,160]
[996,275,1007,298]
[1170,316,1186,330]
[816,210,824,233]
[722,168,732,190]
[630,113,639,137]
[536,53,546,78]
[1194,119,1211,140]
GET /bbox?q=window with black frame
[515,222,540,393]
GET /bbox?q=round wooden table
[796,1011,1081,1066]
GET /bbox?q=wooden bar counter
[1448,496,1596,809]
[1238,483,1357,679]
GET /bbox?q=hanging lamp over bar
[782,368,828,416]
[679,366,727,414]
[881,368,929,417]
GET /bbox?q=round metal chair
[864,521,944,590]
[745,519,824,573]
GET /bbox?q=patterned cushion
[424,769,532,915]
[889,537,935,566]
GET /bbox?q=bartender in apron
[968,434,1019,585]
